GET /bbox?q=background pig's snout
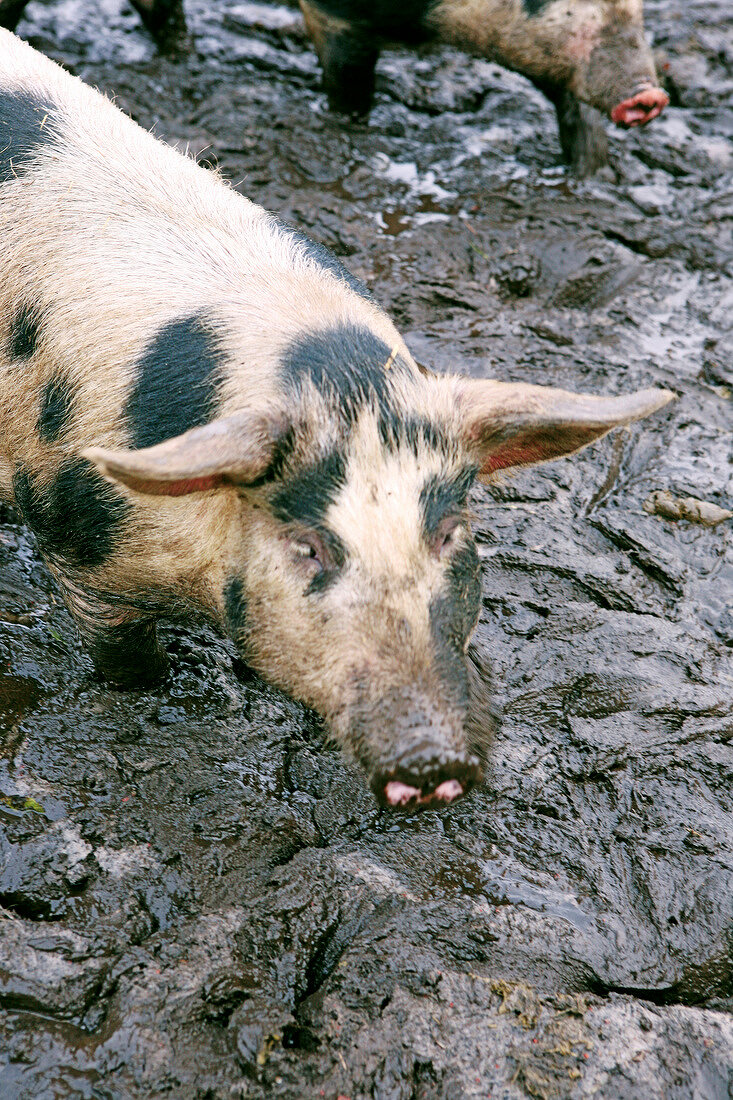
[373,742,483,810]
[611,83,669,127]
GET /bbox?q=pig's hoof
[611,85,669,127]
[373,748,482,810]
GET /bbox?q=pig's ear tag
[457,381,675,477]
[83,410,290,497]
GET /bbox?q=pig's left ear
[455,380,675,477]
[83,410,291,497]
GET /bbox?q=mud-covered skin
[1,1,732,1097]
[301,0,668,174]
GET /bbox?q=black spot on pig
[378,412,454,458]
[13,459,131,568]
[305,566,339,596]
[8,302,41,359]
[428,540,481,722]
[224,576,248,638]
[420,467,476,540]
[272,449,346,531]
[281,323,409,421]
[281,224,373,301]
[447,541,482,642]
[38,376,74,441]
[0,91,59,183]
[272,450,347,568]
[522,0,553,15]
[127,313,223,450]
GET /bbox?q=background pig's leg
[129,0,188,54]
[57,577,168,688]
[538,83,610,176]
[322,31,379,115]
[301,1,379,115]
[0,0,31,32]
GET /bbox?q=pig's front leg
[57,577,168,688]
[301,0,379,116]
[320,29,380,115]
[129,0,188,54]
[546,86,610,177]
[0,0,32,32]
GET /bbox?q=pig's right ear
[455,379,675,477]
[83,410,291,497]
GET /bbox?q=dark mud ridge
[1,1,732,1096]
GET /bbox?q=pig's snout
[611,83,668,127]
[373,742,482,810]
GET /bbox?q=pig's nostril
[384,780,422,807]
[611,86,669,127]
[432,779,464,802]
[376,749,481,809]
[383,778,465,807]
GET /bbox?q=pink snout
[611,84,669,127]
[374,744,482,810]
[385,779,465,808]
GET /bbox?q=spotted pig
[0,30,673,807]
[300,0,669,175]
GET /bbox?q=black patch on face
[281,323,409,423]
[8,302,41,359]
[0,91,59,184]
[521,0,553,15]
[377,412,455,458]
[224,576,248,638]
[429,540,482,705]
[281,224,373,302]
[37,376,74,442]
[445,541,482,640]
[420,466,477,539]
[272,449,345,531]
[305,568,339,596]
[271,449,348,583]
[311,0,436,39]
[13,459,131,568]
[126,313,223,450]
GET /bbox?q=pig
[299,0,670,175]
[0,29,674,807]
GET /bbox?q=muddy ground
[1,1,732,1096]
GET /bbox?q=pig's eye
[434,516,464,558]
[290,532,331,574]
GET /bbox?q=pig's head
[530,0,668,127]
[86,331,673,809]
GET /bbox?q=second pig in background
[300,0,669,176]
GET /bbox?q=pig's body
[0,30,673,806]
[300,0,669,175]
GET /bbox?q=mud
[1,1,732,1097]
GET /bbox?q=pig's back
[0,29,402,499]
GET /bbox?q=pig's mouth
[373,746,482,810]
[611,84,669,127]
